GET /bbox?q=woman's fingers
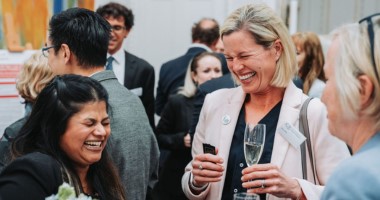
[192,160,224,174]
[194,153,224,164]
[191,153,225,185]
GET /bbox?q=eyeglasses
[42,45,56,57]
[359,13,380,82]
[111,25,126,32]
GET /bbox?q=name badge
[130,87,143,96]
[279,122,306,150]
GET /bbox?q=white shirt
[107,48,125,84]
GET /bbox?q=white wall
[297,0,380,34]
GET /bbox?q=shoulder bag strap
[299,97,316,183]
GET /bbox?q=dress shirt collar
[107,48,125,66]
[189,43,212,52]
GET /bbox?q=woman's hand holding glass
[242,123,304,199]
[191,148,224,188]
[241,163,304,199]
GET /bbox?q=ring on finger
[261,179,266,188]
[199,163,203,170]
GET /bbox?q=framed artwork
[0,0,94,51]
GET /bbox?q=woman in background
[0,52,54,171]
[292,32,326,98]
[155,52,223,199]
[0,74,125,199]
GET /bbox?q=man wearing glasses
[96,2,156,130]
[43,7,159,200]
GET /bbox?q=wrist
[189,173,208,191]
[292,179,304,200]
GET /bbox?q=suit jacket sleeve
[147,133,160,199]
[155,96,187,150]
[155,66,167,116]
[0,153,63,199]
[141,62,156,129]
[189,86,207,136]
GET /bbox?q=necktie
[106,56,114,70]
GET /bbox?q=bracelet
[189,173,208,191]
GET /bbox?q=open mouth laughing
[84,140,104,150]
[239,72,256,81]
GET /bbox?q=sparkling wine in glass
[244,124,266,167]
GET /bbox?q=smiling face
[60,101,110,169]
[106,16,129,55]
[223,30,279,94]
[192,55,223,85]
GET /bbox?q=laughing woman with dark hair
[0,74,125,200]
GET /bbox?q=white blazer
[182,82,350,200]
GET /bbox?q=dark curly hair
[96,2,134,30]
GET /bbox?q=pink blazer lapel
[270,82,305,168]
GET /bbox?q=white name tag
[279,122,306,150]
[130,87,143,96]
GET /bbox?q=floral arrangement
[45,182,95,200]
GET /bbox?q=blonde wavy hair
[16,52,54,103]
[220,3,297,87]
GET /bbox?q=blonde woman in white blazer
[182,4,350,200]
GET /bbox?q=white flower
[45,182,93,200]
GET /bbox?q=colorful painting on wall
[0,0,94,51]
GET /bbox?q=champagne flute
[244,124,266,167]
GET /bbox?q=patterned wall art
[0,0,94,51]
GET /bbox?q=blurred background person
[96,2,156,129]
[155,18,226,116]
[182,4,350,200]
[16,52,53,116]
[0,74,125,200]
[154,52,223,199]
[321,14,380,199]
[0,51,54,172]
[292,31,326,98]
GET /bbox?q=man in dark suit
[155,18,227,116]
[97,3,155,129]
[45,8,159,200]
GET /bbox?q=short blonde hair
[16,52,54,103]
[331,17,380,128]
[220,3,297,87]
